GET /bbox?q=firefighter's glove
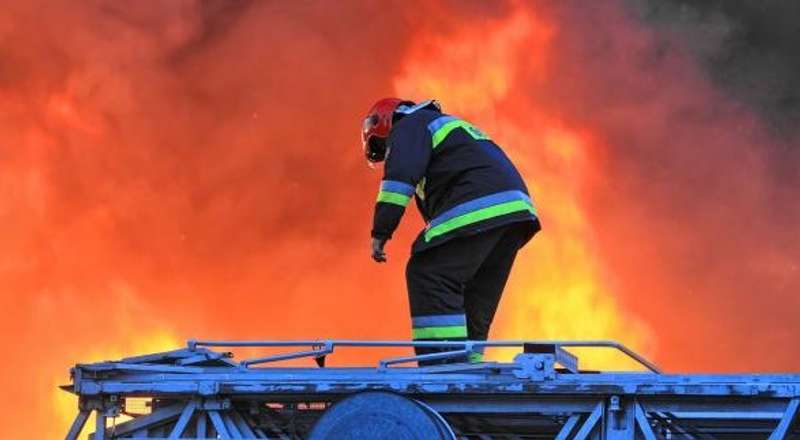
[371,237,387,263]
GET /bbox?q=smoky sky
[630,0,800,139]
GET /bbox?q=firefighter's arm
[370,118,432,261]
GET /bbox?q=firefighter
[362,98,541,365]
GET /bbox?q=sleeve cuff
[371,231,391,241]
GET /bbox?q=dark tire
[308,392,454,440]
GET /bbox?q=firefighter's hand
[371,237,387,263]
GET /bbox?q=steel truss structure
[63,340,800,439]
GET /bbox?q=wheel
[308,392,455,440]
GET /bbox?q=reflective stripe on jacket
[371,108,539,253]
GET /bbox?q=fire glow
[1,1,797,438]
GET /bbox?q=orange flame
[2,2,798,439]
[394,7,653,369]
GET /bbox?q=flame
[2,1,798,438]
[394,7,653,369]
[52,331,180,439]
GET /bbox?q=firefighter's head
[361,98,441,163]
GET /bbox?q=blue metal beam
[196,412,207,438]
[241,343,333,367]
[769,398,800,440]
[94,410,106,440]
[96,403,183,437]
[65,410,90,440]
[554,414,581,440]
[62,339,800,439]
[73,370,800,399]
[167,400,196,439]
[380,349,473,368]
[207,410,230,440]
[634,402,657,440]
[222,412,242,438]
[231,410,259,439]
[573,402,604,440]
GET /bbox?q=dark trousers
[406,222,534,365]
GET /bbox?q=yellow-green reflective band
[431,120,489,149]
[377,191,411,207]
[412,325,467,340]
[425,200,534,242]
[468,352,484,363]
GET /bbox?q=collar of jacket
[395,99,440,116]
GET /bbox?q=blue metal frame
[62,339,800,439]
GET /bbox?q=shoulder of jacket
[391,110,443,135]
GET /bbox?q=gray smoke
[629,0,800,139]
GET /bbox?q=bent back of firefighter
[363,98,541,365]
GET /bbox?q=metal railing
[187,339,662,373]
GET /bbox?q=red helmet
[362,97,405,163]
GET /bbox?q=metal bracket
[513,352,557,380]
[513,344,579,380]
[527,343,579,372]
[79,395,121,417]
[200,398,232,411]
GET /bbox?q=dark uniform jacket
[371,106,540,254]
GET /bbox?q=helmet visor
[362,114,379,138]
[362,113,388,163]
[366,136,387,163]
